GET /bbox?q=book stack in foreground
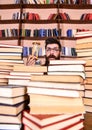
[83,60,92,130]
[0,85,28,130]
[0,44,24,85]
[75,34,92,129]
[22,60,86,130]
[8,65,47,86]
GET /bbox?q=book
[85,90,92,98]
[0,100,27,116]
[28,80,85,90]
[30,75,84,83]
[84,105,92,113]
[83,97,92,106]
[49,60,86,65]
[10,71,44,76]
[0,112,22,124]
[85,71,92,77]
[47,71,85,79]
[29,94,85,114]
[75,30,92,38]
[85,66,92,71]
[0,53,22,60]
[8,79,30,86]
[0,94,29,105]
[86,60,92,66]
[0,47,22,53]
[85,84,92,90]
[86,77,92,84]
[13,65,47,73]
[76,37,92,44]
[23,111,83,127]
[0,85,27,97]
[77,51,92,57]
[0,44,23,48]
[48,65,85,72]
[0,124,22,130]
[76,42,92,49]
[22,113,83,130]
[27,87,84,98]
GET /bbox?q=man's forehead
[46,44,59,48]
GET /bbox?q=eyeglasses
[46,47,60,52]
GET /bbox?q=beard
[45,54,60,66]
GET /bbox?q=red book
[22,111,83,130]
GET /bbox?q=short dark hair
[45,37,61,50]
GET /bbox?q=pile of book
[0,85,28,130]
[0,44,24,85]
[83,60,92,130]
[8,65,47,86]
[22,60,86,129]
[75,32,92,60]
[75,32,92,129]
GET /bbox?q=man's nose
[50,49,54,54]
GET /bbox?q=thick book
[83,97,92,106]
[85,59,92,66]
[0,85,27,97]
[49,60,86,65]
[0,94,29,105]
[8,79,30,86]
[29,94,85,114]
[23,111,83,127]
[27,86,84,98]
[76,37,92,44]
[0,124,22,130]
[86,77,92,84]
[13,65,47,73]
[85,71,92,77]
[0,53,22,60]
[47,71,85,79]
[77,51,92,57]
[76,42,92,49]
[30,75,84,83]
[48,64,85,72]
[0,112,22,124]
[28,80,85,90]
[85,90,92,98]
[24,120,83,130]
[0,47,22,53]
[0,100,27,116]
[22,114,83,130]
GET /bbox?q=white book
[49,60,86,65]
[28,81,85,90]
[27,87,84,97]
[47,71,85,79]
[0,124,21,130]
[48,65,85,72]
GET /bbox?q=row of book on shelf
[0,28,62,38]
[15,0,92,4]
[4,11,92,21]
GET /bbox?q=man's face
[45,44,61,63]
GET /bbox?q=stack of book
[0,44,24,85]
[8,65,47,86]
[0,85,28,130]
[75,33,92,60]
[22,60,86,129]
[83,60,92,130]
[75,33,92,129]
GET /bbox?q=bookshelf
[0,0,92,57]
